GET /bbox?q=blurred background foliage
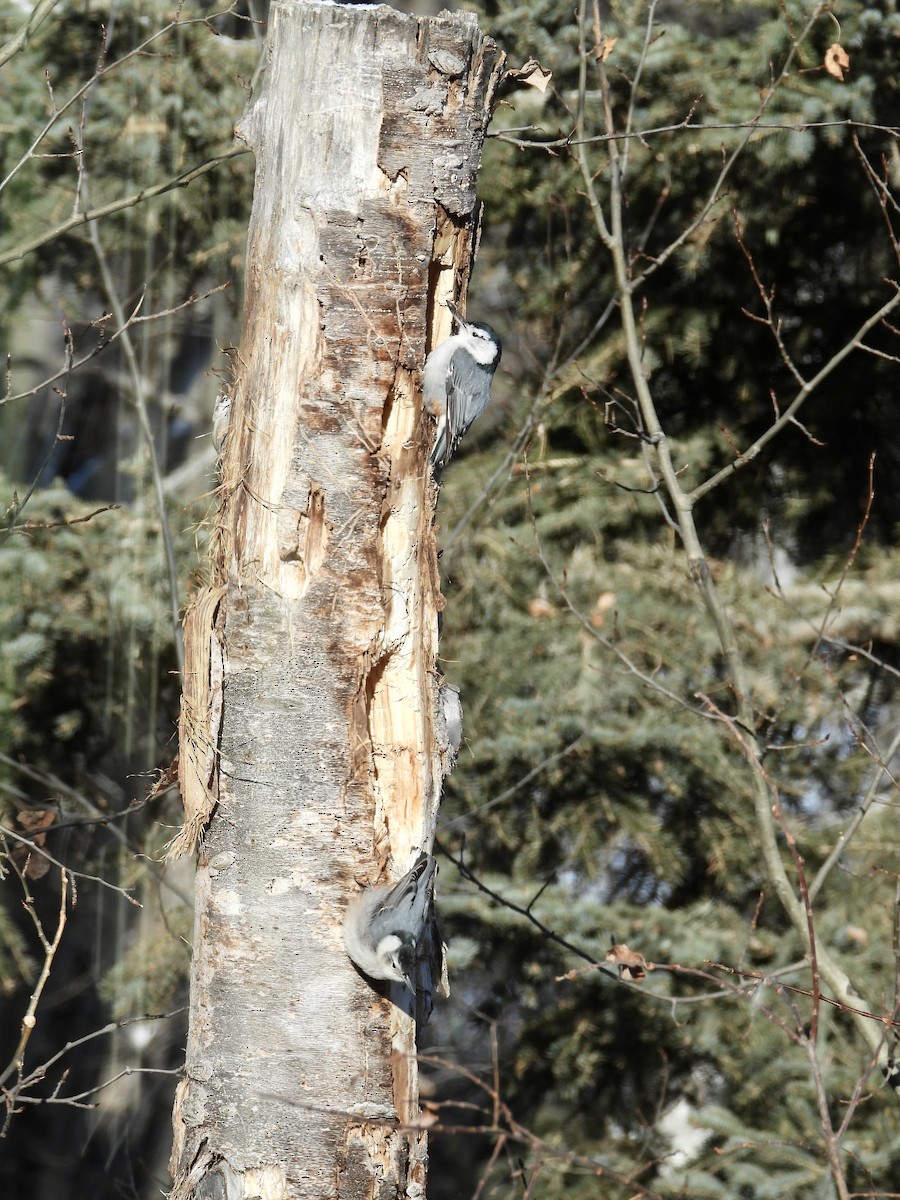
[427,0,900,1196]
[0,2,257,1194]
[1,0,899,1197]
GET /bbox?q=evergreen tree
[427,2,900,1196]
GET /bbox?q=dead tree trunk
[169,3,502,1197]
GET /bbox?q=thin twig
[569,0,896,1081]
[0,5,243,196]
[0,827,140,903]
[0,321,73,541]
[489,117,900,152]
[0,868,68,1090]
[0,147,250,269]
[691,297,900,504]
[436,839,605,970]
[2,282,232,409]
[0,0,62,69]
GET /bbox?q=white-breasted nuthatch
[439,681,463,772]
[212,392,231,455]
[343,851,438,992]
[424,300,502,472]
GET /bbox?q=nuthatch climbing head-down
[439,681,463,771]
[212,392,232,456]
[424,300,502,472]
[343,851,438,992]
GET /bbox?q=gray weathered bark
[168,3,502,1197]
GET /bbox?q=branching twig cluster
[437,2,900,1195]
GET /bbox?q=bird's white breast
[423,336,460,405]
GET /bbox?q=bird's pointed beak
[444,298,468,330]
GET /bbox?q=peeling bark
[169,3,503,1197]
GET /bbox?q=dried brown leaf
[505,58,552,94]
[594,36,618,63]
[12,808,56,877]
[824,43,850,81]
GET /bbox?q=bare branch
[1,282,232,409]
[436,838,607,971]
[489,117,900,153]
[0,147,249,269]
[691,293,900,503]
[732,211,806,387]
[0,827,140,903]
[0,6,243,196]
[0,0,62,69]
[629,5,834,291]
[563,0,900,1087]
[0,867,68,1091]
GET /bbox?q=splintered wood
[166,585,226,859]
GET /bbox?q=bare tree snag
[169,3,503,1197]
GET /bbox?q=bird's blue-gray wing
[445,353,489,462]
[374,852,434,921]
